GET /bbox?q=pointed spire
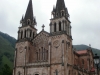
[56,0,66,12]
[24,0,33,21]
[52,0,69,18]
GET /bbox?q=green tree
[0,64,12,75]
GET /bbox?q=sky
[0,0,100,49]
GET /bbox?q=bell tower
[18,0,37,41]
[49,0,73,75]
[13,0,37,75]
[50,0,72,39]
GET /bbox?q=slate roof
[52,0,69,18]
[56,0,65,12]
[24,0,33,21]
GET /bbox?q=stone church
[13,0,95,75]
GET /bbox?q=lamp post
[93,54,100,75]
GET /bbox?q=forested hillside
[0,32,16,71]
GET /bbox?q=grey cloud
[0,0,100,49]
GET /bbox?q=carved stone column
[57,22,59,31]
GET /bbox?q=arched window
[44,48,46,60]
[27,19,31,25]
[69,70,70,75]
[33,32,34,38]
[21,31,23,39]
[36,52,38,61]
[59,22,61,31]
[39,49,40,61]
[54,23,56,32]
[46,50,48,61]
[18,71,20,75]
[62,11,64,16]
[56,13,58,17]
[42,47,43,60]
[24,30,26,38]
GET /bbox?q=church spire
[52,0,69,19]
[24,0,33,21]
[56,0,65,12]
[20,0,36,26]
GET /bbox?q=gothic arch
[59,21,61,31]
[33,72,40,75]
[30,30,32,37]
[27,19,31,25]
[54,22,56,32]
[21,31,23,39]
[24,29,27,38]
[61,10,64,16]
[33,32,34,38]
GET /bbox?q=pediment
[32,30,49,45]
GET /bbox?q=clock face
[19,46,23,53]
[53,40,60,48]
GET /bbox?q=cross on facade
[42,24,45,31]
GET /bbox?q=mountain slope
[0,32,16,70]
[0,32,16,48]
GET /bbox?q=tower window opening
[21,31,23,39]
[56,13,58,17]
[62,11,64,16]
[59,22,61,31]
[37,52,38,61]
[27,19,31,25]
[54,23,56,32]
[24,30,26,38]
[33,32,34,38]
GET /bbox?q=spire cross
[42,24,45,31]
[89,44,91,47]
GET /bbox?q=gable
[32,31,49,51]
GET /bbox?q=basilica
[13,0,95,75]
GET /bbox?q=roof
[56,0,65,12]
[52,0,69,18]
[76,50,88,55]
[24,0,33,21]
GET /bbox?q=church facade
[13,0,95,75]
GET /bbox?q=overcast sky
[0,0,100,49]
